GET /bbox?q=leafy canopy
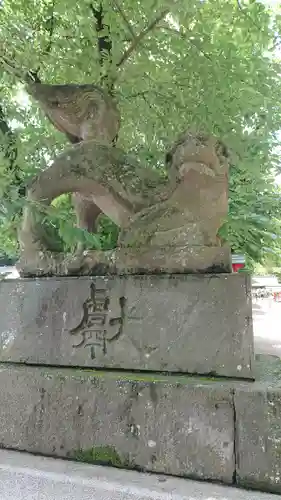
[0,0,281,264]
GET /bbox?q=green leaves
[0,0,281,263]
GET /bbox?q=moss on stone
[73,445,126,467]
[38,365,223,386]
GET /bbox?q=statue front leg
[17,142,139,276]
[72,193,102,254]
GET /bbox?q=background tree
[0,0,281,267]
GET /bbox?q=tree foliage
[0,0,281,264]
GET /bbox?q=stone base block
[82,245,233,275]
[0,274,254,378]
[16,245,232,277]
[1,357,281,492]
[235,356,281,494]
[0,364,235,484]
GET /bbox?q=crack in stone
[231,388,238,485]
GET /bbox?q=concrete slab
[0,274,254,378]
[1,357,281,492]
[0,364,235,484]
[0,449,278,500]
[2,357,281,492]
[234,356,281,494]
[0,265,18,278]
[252,298,281,357]
[252,276,279,288]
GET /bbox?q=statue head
[165,130,229,183]
[27,82,121,143]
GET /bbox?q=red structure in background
[232,254,245,273]
[273,291,281,302]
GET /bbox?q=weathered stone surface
[0,273,254,378]
[17,131,231,277]
[235,356,281,494]
[16,244,232,277]
[0,355,280,493]
[0,364,235,483]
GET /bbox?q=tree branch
[111,0,137,40]
[156,25,212,62]
[0,105,25,198]
[0,54,39,84]
[0,0,56,85]
[116,8,169,69]
[90,2,112,68]
[0,55,26,82]
[236,0,261,33]
[44,0,56,56]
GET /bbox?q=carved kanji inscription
[69,283,126,359]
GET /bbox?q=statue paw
[16,249,102,277]
[16,250,58,277]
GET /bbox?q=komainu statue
[17,93,232,276]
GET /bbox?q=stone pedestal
[1,267,281,494]
[0,364,235,484]
[0,273,253,378]
[0,356,280,493]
